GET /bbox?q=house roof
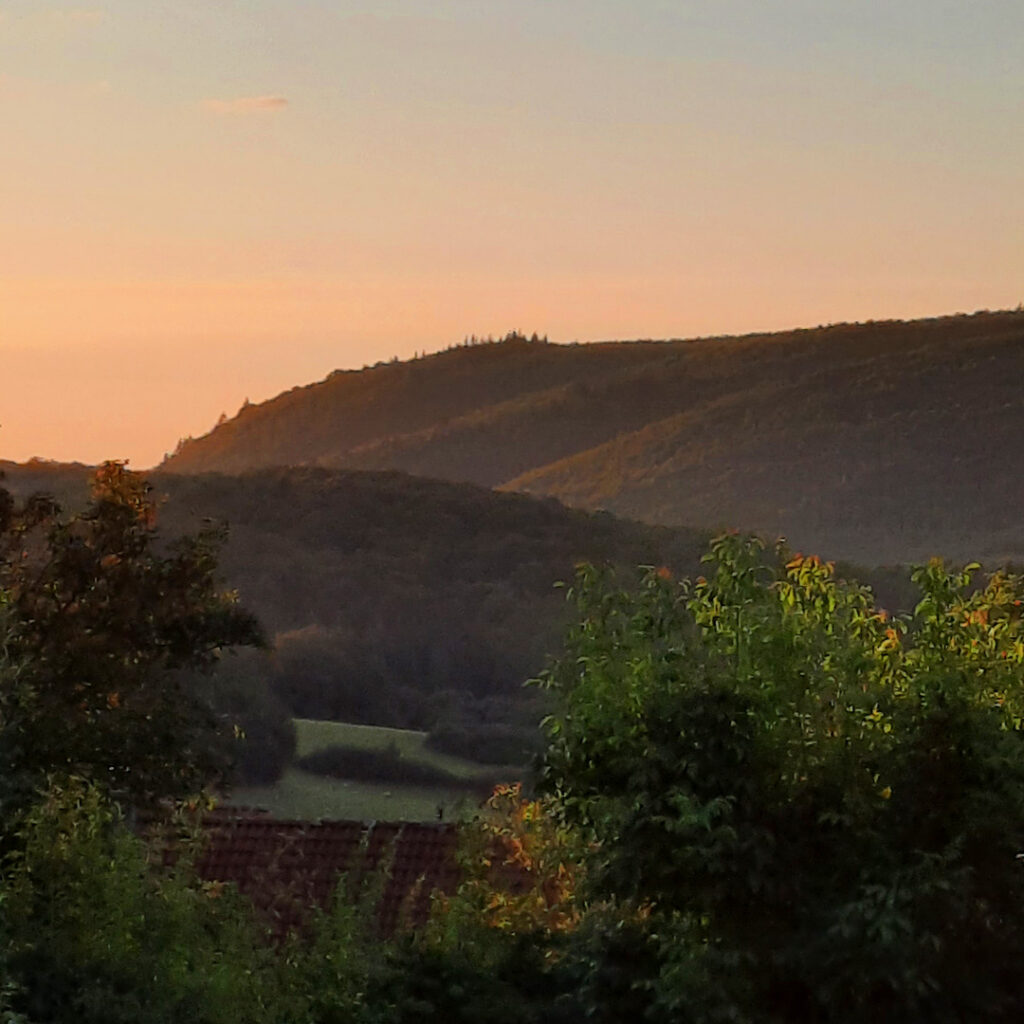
[194,814,462,936]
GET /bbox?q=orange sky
[3,2,1022,468]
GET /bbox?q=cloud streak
[201,95,288,115]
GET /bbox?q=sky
[2,0,1022,468]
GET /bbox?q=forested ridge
[0,459,958,748]
[161,333,671,476]
[159,311,1024,566]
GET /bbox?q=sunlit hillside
[505,312,1024,565]
[161,334,671,474]
[158,311,1024,565]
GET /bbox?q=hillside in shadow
[0,462,710,733]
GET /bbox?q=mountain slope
[504,315,1024,565]
[161,309,1024,565]
[163,336,672,474]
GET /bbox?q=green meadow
[226,719,524,822]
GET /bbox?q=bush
[202,650,297,785]
[425,720,540,766]
[0,779,415,1024]
[0,779,277,1024]
[538,536,1024,1021]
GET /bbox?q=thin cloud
[201,95,289,115]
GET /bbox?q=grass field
[291,718,518,780]
[228,768,479,822]
[226,719,525,822]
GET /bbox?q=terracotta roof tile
[194,816,462,936]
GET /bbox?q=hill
[505,313,1024,565]
[162,335,671,475]
[0,462,710,737]
[159,312,1024,565]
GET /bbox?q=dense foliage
[1,780,276,1024]
[157,468,707,715]
[538,535,1024,1021]
[0,777,415,1024]
[7,524,1024,1021]
[0,777,581,1024]
[424,714,544,766]
[197,649,297,785]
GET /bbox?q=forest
[0,461,717,785]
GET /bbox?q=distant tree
[200,648,295,785]
[0,462,264,813]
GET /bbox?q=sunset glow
[3,1,1022,467]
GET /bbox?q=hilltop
[160,312,1024,566]
[162,335,671,476]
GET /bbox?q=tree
[0,462,264,813]
[538,535,1024,1022]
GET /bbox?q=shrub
[0,779,277,1024]
[538,536,1024,1021]
[202,650,297,785]
[0,779,412,1024]
[425,720,540,766]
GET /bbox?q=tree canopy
[537,535,1024,1021]
[0,462,264,813]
